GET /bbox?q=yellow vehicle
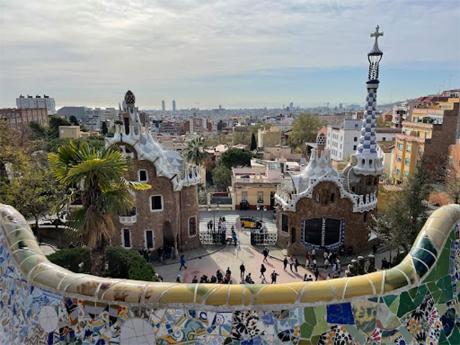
[240,217,262,229]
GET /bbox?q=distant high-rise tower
[161,100,165,111]
[172,99,176,112]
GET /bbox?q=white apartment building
[16,94,56,114]
[327,118,399,162]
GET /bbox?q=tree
[101,121,108,136]
[220,148,252,169]
[250,133,257,151]
[212,164,232,191]
[48,141,151,275]
[183,136,209,167]
[69,115,79,126]
[4,165,63,241]
[373,162,432,254]
[48,116,71,139]
[288,113,324,151]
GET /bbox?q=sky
[0,0,459,109]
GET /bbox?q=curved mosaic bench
[0,203,459,344]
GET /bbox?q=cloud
[0,0,459,107]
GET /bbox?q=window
[122,229,131,248]
[189,217,197,237]
[353,137,358,142]
[150,195,163,211]
[241,191,248,201]
[145,230,155,249]
[281,214,288,232]
[257,191,264,203]
[138,169,148,182]
[382,137,386,141]
[353,145,357,151]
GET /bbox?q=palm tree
[184,136,209,166]
[184,136,209,204]
[49,141,150,275]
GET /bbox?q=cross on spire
[371,25,383,43]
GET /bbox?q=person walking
[270,270,279,284]
[260,263,267,281]
[179,254,187,270]
[283,257,288,271]
[239,263,246,282]
[262,248,269,263]
[294,258,300,273]
[289,256,294,272]
[314,267,320,281]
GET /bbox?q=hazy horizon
[1,0,459,109]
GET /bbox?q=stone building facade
[107,91,201,255]
[276,27,385,255]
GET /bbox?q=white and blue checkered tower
[353,26,384,177]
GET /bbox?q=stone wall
[0,204,459,345]
[112,157,200,251]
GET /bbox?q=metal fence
[199,231,227,245]
[250,232,277,246]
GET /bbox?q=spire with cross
[352,26,384,177]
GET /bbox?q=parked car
[240,217,262,229]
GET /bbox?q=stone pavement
[154,211,313,283]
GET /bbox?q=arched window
[189,217,197,237]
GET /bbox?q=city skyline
[1,0,459,108]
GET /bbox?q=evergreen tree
[250,132,257,151]
[101,121,108,136]
[373,162,432,253]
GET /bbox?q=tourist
[210,275,217,283]
[314,267,320,280]
[245,273,254,284]
[179,254,187,270]
[216,269,223,283]
[155,273,164,282]
[289,256,295,272]
[283,257,288,271]
[240,263,246,281]
[200,275,209,283]
[323,250,329,261]
[294,258,300,273]
[262,248,269,263]
[324,258,330,270]
[311,248,316,260]
[312,259,317,269]
[176,274,181,283]
[192,275,198,283]
[381,257,389,269]
[270,270,279,284]
[225,267,232,283]
[260,263,267,280]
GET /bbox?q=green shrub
[106,247,155,281]
[48,247,91,273]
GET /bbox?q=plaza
[154,210,315,284]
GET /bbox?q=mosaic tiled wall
[0,204,459,345]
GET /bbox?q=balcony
[119,208,137,224]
